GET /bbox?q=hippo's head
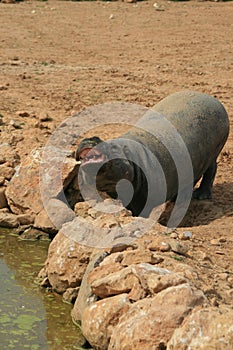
[76,136,134,193]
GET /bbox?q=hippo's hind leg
[193,160,217,200]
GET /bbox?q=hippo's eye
[110,143,119,153]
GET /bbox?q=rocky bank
[0,139,232,349]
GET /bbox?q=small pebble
[152,253,164,264]
[159,241,171,252]
[179,231,192,240]
[170,241,189,256]
[153,2,165,11]
[210,238,221,246]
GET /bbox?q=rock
[210,238,221,246]
[171,262,199,281]
[159,241,171,252]
[109,284,207,350]
[167,307,233,349]
[0,165,15,180]
[143,270,187,295]
[82,294,131,350]
[41,231,94,294]
[97,251,125,266]
[74,201,93,218]
[110,242,137,253]
[72,251,108,322]
[34,208,57,234]
[5,147,78,217]
[88,261,188,301]
[89,265,139,299]
[121,249,162,266]
[9,119,23,129]
[62,287,80,304]
[5,148,44,215]
[17,213,35,225]
[178,230,193,240]
[0,143,20,166]
[169,240,189,256]
[0,187,7,209]
[88,263,124,286]
[34,198,75,233]
[0,211,19,228]
[39,146,79,201]
[148,238,171,252]
[129,263,187,296]
[19,228,49,241]
[0,177,5,186]
[170,232,178,239]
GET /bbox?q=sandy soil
[0,0,232,305]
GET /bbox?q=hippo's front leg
[192,160,217,200]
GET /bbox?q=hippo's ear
[123,145,131,158]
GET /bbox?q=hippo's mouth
[78,147,107,166]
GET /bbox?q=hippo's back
[152,91,229,162]
[122,91,229,198]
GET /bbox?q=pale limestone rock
[82,294,131,350]
[109,284,207,350]
[6,148,45,215]
[89,265,139,299]
[40,231,94,293]
[34,198,75,233]
[131,263,187,295]
[6,147,78,217]
[72,252,108,322]
[17,213,35,225]
[167,306,233,349]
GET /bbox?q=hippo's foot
[192,187,212,200]
[192,160,217,200]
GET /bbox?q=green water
[0,229,84,350]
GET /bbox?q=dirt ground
[0,0,233,306]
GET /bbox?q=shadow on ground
[159,182,233,228]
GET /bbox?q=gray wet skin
[76,91,229,217]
